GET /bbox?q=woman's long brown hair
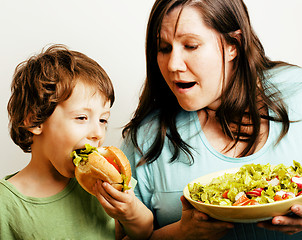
[123,0,290,166]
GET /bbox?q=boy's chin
[61,169,76,179]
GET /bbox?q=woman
[122,0,302,239]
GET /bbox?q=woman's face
[157,6,235,111]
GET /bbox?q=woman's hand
[150,196,234,240]
[93,180,153,240]
[177,196,234,240]
[258,204,302,235]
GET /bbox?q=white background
[1,0,301,178]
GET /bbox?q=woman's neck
[197,108,269,158]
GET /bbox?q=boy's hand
[93,180,153,240]
[93,180,138,221]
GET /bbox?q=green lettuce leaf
[188,161,301,206]
[71,144,97,166]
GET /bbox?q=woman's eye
[185,44,198,50]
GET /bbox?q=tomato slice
[233,194,250,206]
[246,188,263,197]
[274,191,295,201]
[274,195,283,201]
[222,190,229,198]
[291,176,302,189]
[237,199,251,206]
[282,192,295,200]
[248,199,259,205]
[105,156,121,173]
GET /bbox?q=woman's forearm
[148,221,184,240]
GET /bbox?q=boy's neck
[7,161,70,198]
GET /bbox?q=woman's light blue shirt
[121,65,302,239]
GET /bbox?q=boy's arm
[115,220,128,240]
[94,181,153,240]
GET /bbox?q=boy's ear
[24,116,43,135]
[28,125,43,135]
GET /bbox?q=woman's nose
[167,48,186,72]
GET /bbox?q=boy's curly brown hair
[7,44,114,153]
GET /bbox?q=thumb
[180,195,193,211]
[180,195,209,221]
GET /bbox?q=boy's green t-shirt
[0,176,115,240]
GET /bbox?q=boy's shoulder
[0,175,17,198]
[0,177,115,239]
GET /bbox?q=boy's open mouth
[176,82,196,89]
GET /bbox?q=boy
[0,44,153,239]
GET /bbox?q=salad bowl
[183,166,302,223]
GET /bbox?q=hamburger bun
[74,146,131,195]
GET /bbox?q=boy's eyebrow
[69,108,110,115]
[100,110,111,117]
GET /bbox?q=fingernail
[274,219,281,225]
[292,206,299,212]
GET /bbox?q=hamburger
[71,144,131,194]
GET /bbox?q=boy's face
[32,80,111,178]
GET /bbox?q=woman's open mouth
[176,82,197,89]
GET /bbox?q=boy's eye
[100,119,108,124]
[76,116,87,121]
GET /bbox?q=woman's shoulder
[266,64,302,84]
[265,65,302,100]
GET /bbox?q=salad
[188,161,302,206]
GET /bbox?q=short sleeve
[121,137,155,212]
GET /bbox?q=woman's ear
[226,44,238,62]
[226,30,242,62]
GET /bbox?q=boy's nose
[87,124,105,143]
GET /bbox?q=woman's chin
[179,104,201,112]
